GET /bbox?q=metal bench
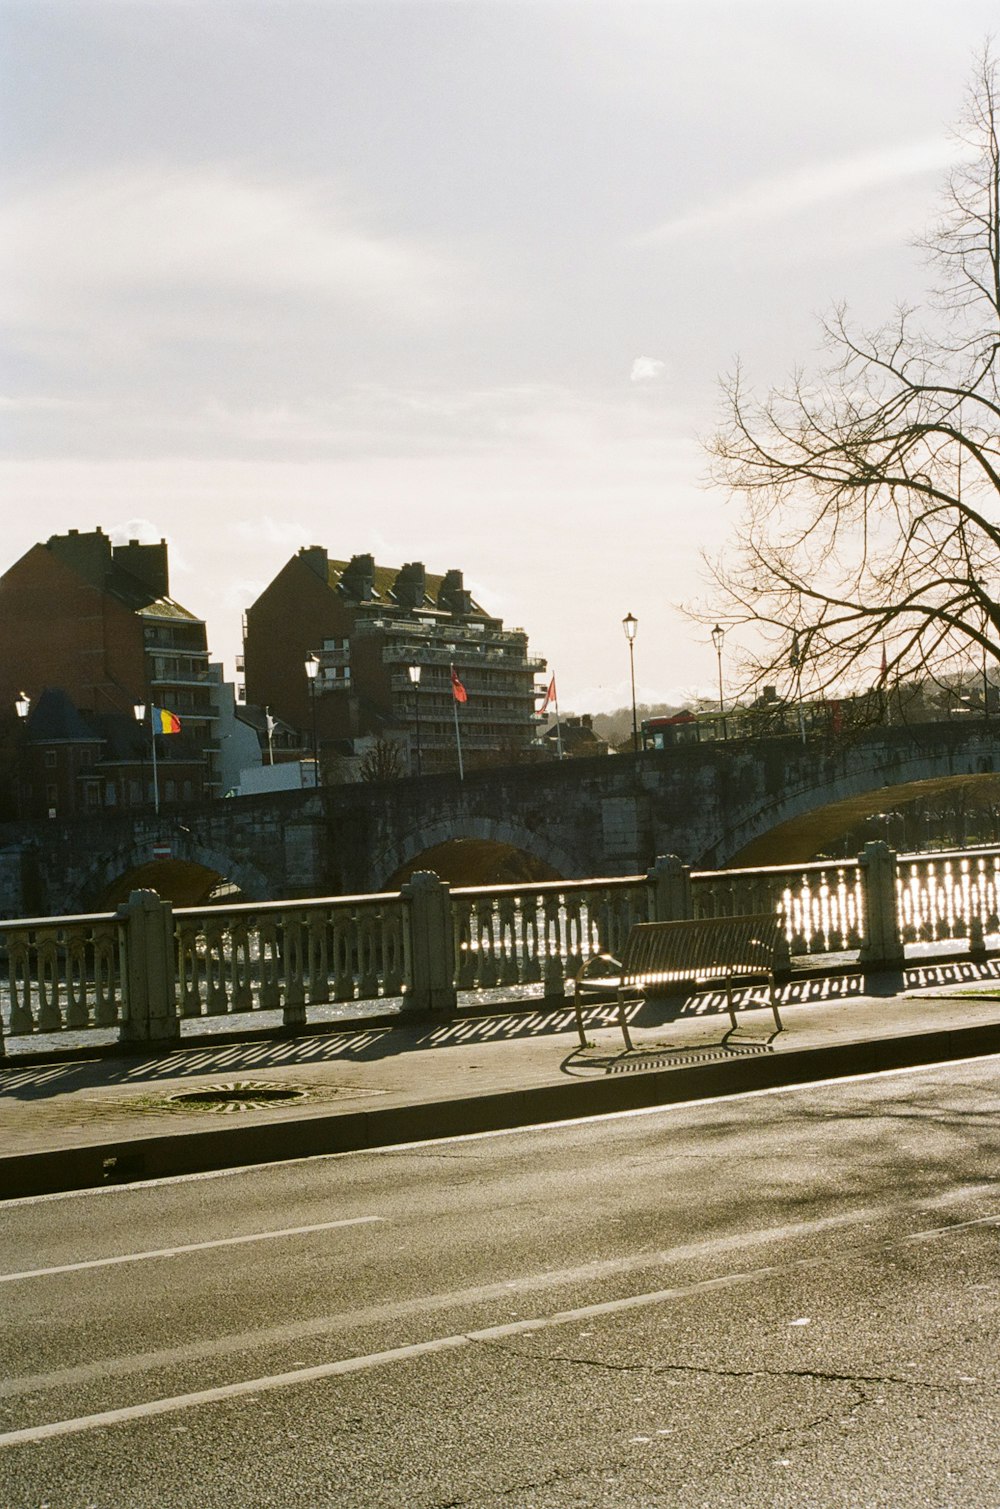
[573,913,786,1050]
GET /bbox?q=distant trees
[704,48,1000,710]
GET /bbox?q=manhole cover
[169,1081,308,1112]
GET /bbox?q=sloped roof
[25,689,102,744]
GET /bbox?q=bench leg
[769,976,782,1033]
[617,990,634,1051]
[572,990,588,1048]
[726,979,738,1032]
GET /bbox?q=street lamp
[14,693,30,819]
[408,663,423,776]
[622,613,638,754]
[711,623,727,739]
[133,703,147,810]
[304,653,320,786]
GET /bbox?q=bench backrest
[619,914,783,987]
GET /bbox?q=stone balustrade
[3,839,999,1054]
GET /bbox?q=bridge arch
[724,770,1000,866]
[374,816,582,890]
[77,839,273,912]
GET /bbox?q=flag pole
[451,672,464,781]
[150,706,160,815]
[553,682,563,758]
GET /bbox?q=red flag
[539,675,556,714]
[450,665,468,703]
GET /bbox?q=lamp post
[15,693,30,819]
[133,703,147,810]
[622,613,639,753]
[408,663,423,776]
[304,654,320,786]
[711,623,727,740]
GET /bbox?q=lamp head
[15,692,30,720]
[622,612,638,644]
[711,623,724,653]
[408,664,422,685]
[304,654,320,681]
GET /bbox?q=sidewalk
[3,957,1000,1199]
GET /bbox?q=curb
[5,1019,999,1201]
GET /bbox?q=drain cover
[169,1081,308,1112]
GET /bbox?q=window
[44,750,57,769]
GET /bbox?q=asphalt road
[2,1056,999,1508]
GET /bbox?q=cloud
[636,137,971,246]
[0,166,463,342]
[630,356,666,383]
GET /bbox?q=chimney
[298,546,329,583]
[392,562,427,611]
[438,568,472,616]
[340,553,376,601]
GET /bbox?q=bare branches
[702,47,1000,708]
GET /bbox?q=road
[2,1056,999,1507]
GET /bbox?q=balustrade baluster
[176,921,203,1017]
[8,933,34,1035]
[37,937,62,1032]
[498,896,520,986]
[94,924,119,1026]
[229,920,253,1012]
[476,900,498,989]
[257,917,282,1009]
[358,911,379,998]
[66,935,89,1027]
[203,919,229,1014]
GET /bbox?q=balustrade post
[118,889,180,1044]
[401,871,456,1014]
[857,841,905,970]
[646,854,693,922]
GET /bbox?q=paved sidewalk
[3,957,1000,1199]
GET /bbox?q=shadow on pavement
[3,958,998,1103]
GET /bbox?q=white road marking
[2,1208,997,1450]
[4,1049,997,1208]
[0,1216,384,1284]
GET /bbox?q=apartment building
[242,549,546,775]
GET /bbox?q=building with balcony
[242,549,546,776]
[0,528,220,813]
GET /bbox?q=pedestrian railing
[2,839,998,1053]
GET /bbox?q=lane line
[4,1185,995,1401]
[4,1048,999,1209]
[3,1209,998,1450]
[0,1216,384,1284]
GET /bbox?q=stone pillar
[857,841,904,970]
[401,871,456,1014]
[118,889,180,1044]
[646,854,693,922]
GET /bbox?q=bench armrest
[574,953,623,994]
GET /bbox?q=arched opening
[384,838,562,890]
[729,773,1000,866]
[97,859,246,909]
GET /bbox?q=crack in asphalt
[469,1335,956,1395]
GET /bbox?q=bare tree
[704,48,1000,709]
[359,737,406,783]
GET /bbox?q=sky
[3,0,998,714]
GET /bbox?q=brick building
[242,549,546,776]
[0,528,220,814]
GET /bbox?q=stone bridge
[4,720,1000,915]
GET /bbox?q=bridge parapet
[5,841,1000,1055]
